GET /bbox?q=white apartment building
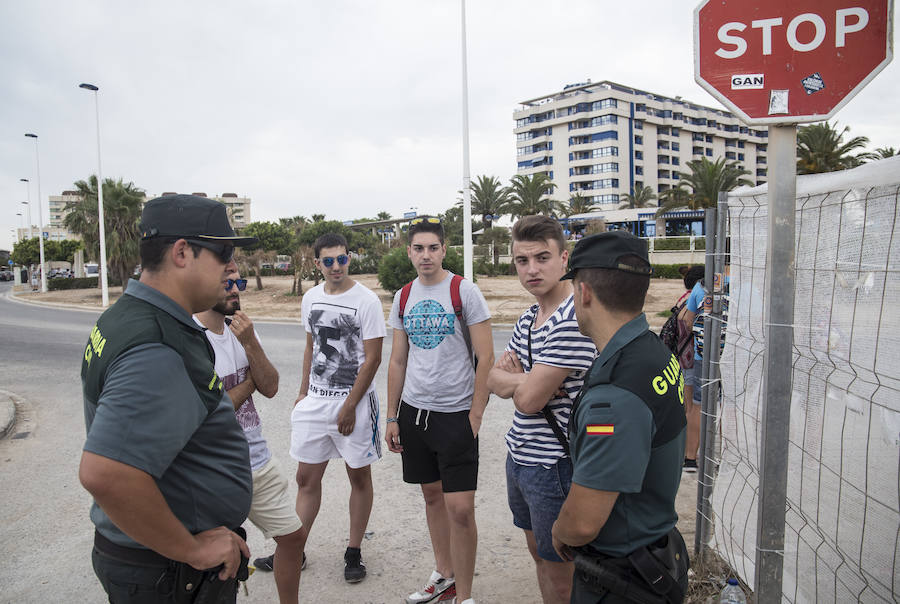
[514,80,769,208]
[45,190,252,233]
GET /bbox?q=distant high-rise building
[514,80,768,209]
[45,190,252,236]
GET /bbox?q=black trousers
[92,548,238,604]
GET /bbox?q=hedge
[653,237,705,251]
[48,277,98,290]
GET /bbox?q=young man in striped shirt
[487,216,597,604]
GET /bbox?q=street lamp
[20,201,32,239]
[20,179,32,239]
[79,82,109,307]
[24,134,47,293]
[15,212,23,242]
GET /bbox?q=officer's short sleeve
[571,386,655,493]
[84,343,209,478]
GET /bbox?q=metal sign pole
[755,124,796,601]
[695,203,716,557]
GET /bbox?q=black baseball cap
[561,230,652,280]
[139,194,258,246]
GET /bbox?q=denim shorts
[506,453,573,562]
[686,363,703,404]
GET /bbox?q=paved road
[0,283,697,603]
[0,282,525,602]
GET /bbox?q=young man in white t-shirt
[290,233,385,584]
[194,271,306,604]
[487,216,596,604]
[385,218,495,604]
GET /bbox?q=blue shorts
[686,363,703,404]
[506,453,572,562]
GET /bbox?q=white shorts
[290,390,382,469]
[248,458,303,539]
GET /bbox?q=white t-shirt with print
[194,319,271,472]
[301,281,386,400]
[388,272,491,413]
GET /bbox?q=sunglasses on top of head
[225,278,247,291]
[410,217,441,225]
[320,254,349,268]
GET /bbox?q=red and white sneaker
[406,570,456,604]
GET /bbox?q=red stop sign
[694,0,893,124]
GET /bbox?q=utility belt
[93,528,249,604]
[573,527,690,604]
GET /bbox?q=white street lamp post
[20,179,33,240]
[20,201,32,239]
[23,134,46,293]
[80,82,109,307]
[460,0,473,281]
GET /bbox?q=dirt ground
[29,274,687,329]
[24,275,719,602]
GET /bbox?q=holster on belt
[574,526,690,604]
[172,527,249,604]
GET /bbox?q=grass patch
[686,550,749,603]
[657,310,673,318]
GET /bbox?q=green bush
[48,277,98,290]
[349,256,380,275]
[651,264,686,279]
[474,260,513,277]
[654,237,705,251]
[377,247,464,293]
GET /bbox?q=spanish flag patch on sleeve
[586,424,614,435]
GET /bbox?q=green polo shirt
[570,313,686,558]
[83,279,251,548]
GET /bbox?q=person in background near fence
[289,233,385,584]
[552,231,690,604]
[385,218,494,604]
[195,271,307,604]
[79,194,258,603]
[487,216,597,604]
[677,265,705,472]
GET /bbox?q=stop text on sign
[715,8,870,58]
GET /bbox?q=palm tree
[63,176,144,286]
[508,173,560,217]
[619,185,658,210]
[796,122,878,174]
[377,211,392,220]
[875,147,897,159]
[564,193,597,216]
[459,175,512,229]
[655,157,752,216]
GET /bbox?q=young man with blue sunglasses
[290,233,385,584]
[194,271,306,603]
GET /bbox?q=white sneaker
[406,570,456,604]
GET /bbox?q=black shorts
[399,401,478,492]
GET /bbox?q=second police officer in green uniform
[551,231,690,604]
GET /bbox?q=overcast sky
[2,1,898,251]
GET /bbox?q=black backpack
[659,299,692,360]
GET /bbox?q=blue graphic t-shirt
[389,272,491,413]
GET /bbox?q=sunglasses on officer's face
[320,254,349,268]
[186,239,235,263]
[225,278,247,291]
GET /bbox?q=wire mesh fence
[705,158,900,603]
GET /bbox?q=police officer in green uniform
[551,231,689,604]
[79,195,259,603]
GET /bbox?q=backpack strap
[398,281,414,322]
[451,274,475,367]
[450,274,464,320]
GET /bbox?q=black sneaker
[344,547,366,583]
[683,458,698,473]
[253,552,307,572]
